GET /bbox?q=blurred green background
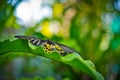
[0,0,120,80]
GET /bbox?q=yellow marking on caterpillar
[43,43,65,55]
[43,43,55,53]
[55,44,64,51]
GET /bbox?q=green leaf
[0,39,104,80]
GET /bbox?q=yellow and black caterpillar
[15,35,79,56]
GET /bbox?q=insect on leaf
[15,35,80,56]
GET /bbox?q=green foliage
[0,0,120,79]
[0,39,104,80]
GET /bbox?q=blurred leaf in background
[0,0,120,80]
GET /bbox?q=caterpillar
[15,35,79,56]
